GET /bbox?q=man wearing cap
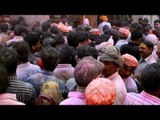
[100,46,127,105]
[98,15,111,35]
[118,54,140,93]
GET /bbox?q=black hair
[12,41,30,63]
[141,63,160,92]
[41,46,59,71]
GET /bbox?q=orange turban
[85,78,116,105]
[100,15,108,22]
[121,54,138,68]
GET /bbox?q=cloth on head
[58,23,69,33]
[100,15,108,22]
[100,46,121,66]
[119,28,130,38]
[95,36,114,51]
[39,81,63,105]
[85,78,116,105]
[145,34,158,45]
[90,28,100,35]
[121,54,138,67]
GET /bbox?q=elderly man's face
[101,61,119,78]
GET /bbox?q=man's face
[154,22,160,30]
[139,44,152,59]
[119,64,136,78]
[100,61,118,78]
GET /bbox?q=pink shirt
[107,72,127,105]
[123,76,138,93]
[123,91,160,105]
[0,93,25,105]
[60,91,86,105]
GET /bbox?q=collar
[17,62,30,68]
[139,54,153,63]
[0,93,17,101]
[107,71,119,80]
[8,75,17,81]
[68,91,86,99]
[41,70,54,76]
[76,86,86,93]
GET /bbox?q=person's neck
[76,85,86,93]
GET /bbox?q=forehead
[122,63,136,70]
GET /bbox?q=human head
[0,23,8,33]
[41,21,50,32]
[154,19,160,30]
[37,81,63,105]
[131,30,143,46]
[42,37,57,48]
[77,31,91,47]
[119,27,130,39]
[99,15,108,22]
[119,54,138,78]
[145,34,158,45]
[76,44,98,63]
[41,46,59,71]
[0,47,18,75]
[14,24,29,37]
[12,41,30,63]
[0,66,8,93]
[24,32,41,53]
[58,44,74,64]
[85,78,116,105]
[141,63,160,97]
[139,40,154,59]
[100,46,121,78]
[74,56,104,87]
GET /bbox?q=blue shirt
[26,70,67,97]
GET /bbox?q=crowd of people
[0,15,160,105]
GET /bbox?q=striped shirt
[6,76,37,105]
[123,91,160,105]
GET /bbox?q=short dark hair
[67,31,78,47]
[154,19,160,24]
[131,30,142,41]
[41,21,50,32]
[13,41,30,63]
[24,32,40,51]
[0,47,18,75]
[41,46,59,71]
[42,37,57,48]
[77,31,89,43]
[58,45,74,64]
[50,26,59,35]
[14,24,29,36]
[0,23,8,32]
[0,66,8,93]
[142,40,154,49]
[77,45,98,60]
[141,63,160,92]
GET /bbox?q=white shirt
[98,22,111,35]
[134,54,157,76]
